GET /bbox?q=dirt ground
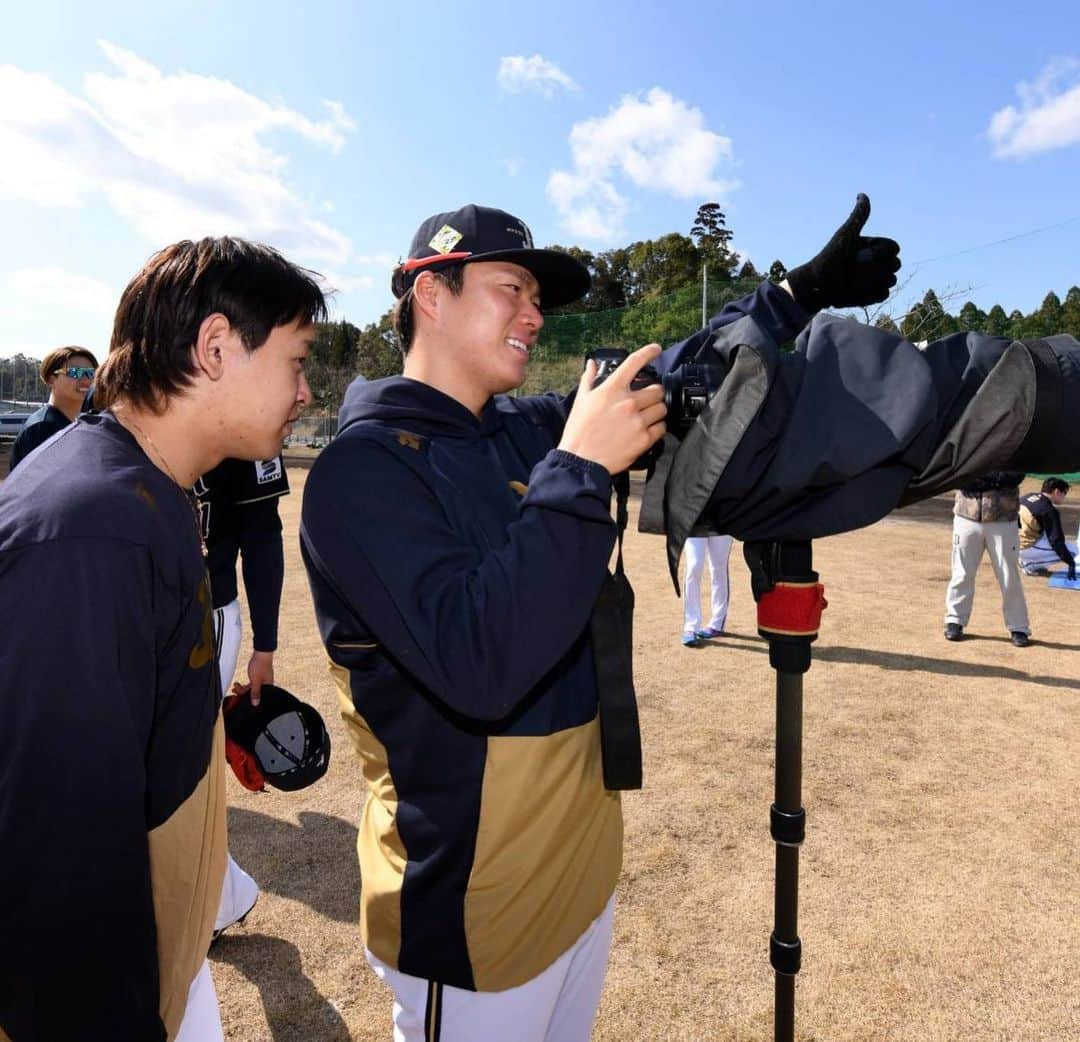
[213,469,1078,1042]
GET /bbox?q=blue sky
[2,0,1078,359]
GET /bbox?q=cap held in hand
[223,684,331,792]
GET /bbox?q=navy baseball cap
[391,204,591,308]
[223,684,331,793]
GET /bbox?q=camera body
[586,347,723,439]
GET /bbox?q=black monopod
[742,540,826,1042]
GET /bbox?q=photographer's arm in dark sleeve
[301,437,616,723]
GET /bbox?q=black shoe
[944,623,964,641]
[210,895,259,948]
[1024,567,1051,577]
[1010,631,1031,647]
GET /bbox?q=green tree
[984,304,1009,337]
[1030,291,1063,337]
[690,203,737,280]
[737,259,761,281]
[1060,286,1080,337]
[874,314,900,334]
[355,312,402,380]
[957,302,987,332]
[625,233,702,302]
[1005,309,1027,340]
[901,289,951,342]
[329,320,358,368]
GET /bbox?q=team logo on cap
[429,225,464,255]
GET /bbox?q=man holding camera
[299,200,897,1041]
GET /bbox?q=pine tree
[985,305,1009,337]
[1060,286,1080,337]
[690,203,737,280]
[1030,291,1063,337]
[957,302,987,332]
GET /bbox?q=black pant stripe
[425,979,443,1041]
[213,606,224,661]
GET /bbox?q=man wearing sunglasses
[9,346,99,471]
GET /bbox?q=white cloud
[497,55,579,98]
[9,268,116,317]
[988,57,1080,158]
[352,253,397,268]
[546,88,739,242]
[500,156,525,177]
[0,42,356,263]
[547,171,629,241]
[321,270,377,295]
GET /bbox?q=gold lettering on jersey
[188,578,215,670]
[396,432,423,451]
[508,481,528,497]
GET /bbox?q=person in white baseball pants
[682,532,733,647]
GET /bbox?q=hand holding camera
[559,343,667,476]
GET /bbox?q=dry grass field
[213,468,1078,1042]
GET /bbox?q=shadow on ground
[227,808,360,923]
[701,632,1079,690]
[211,933,352,1042]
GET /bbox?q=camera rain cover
[641,311,1077,592]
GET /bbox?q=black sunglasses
[55,366,96,380]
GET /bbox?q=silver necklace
[121,413,208,558]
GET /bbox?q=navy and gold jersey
[0,413,226,1041]
[302,378,623,991]
[194,455,288,650]
[1019,491,1074,562]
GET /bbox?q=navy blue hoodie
[299,281,809,991]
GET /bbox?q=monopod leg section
[772,660,806,1042]
[744,540,821,1042]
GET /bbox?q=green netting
[535,278,762,360]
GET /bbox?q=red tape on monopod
[757,581,828,638]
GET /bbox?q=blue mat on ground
[1048,573,1080,590]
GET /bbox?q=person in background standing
[9,346,99,471]
[943,471,1031,647]
[681,529,733,648]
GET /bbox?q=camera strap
[589,471,642,790]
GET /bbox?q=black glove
[1068,560,1076,582]
[786,194,901,313]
